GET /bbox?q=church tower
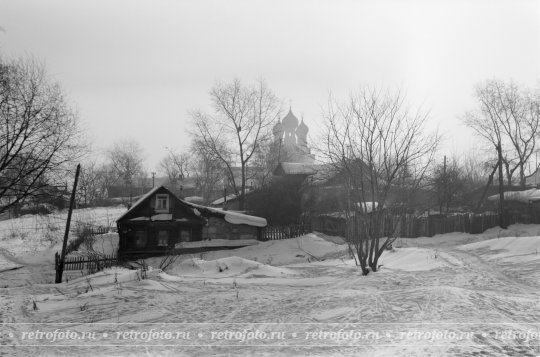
[272,108,315,164]
[296,119,309,152]
[282,109,299,149]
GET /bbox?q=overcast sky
[1,0,539,170]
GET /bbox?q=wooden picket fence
[70,225,111,235]
[312,207,540,239]
[261,225,311,241]
[86,226,110,235]
[56,252,119,272]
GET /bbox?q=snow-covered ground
[1,210,540,356]
[0,206,125,286]
[0,206,125,256]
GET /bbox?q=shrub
[65,222,96,254]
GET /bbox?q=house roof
[317,202,380,219]
[116,185,162,222]
[187,202,267,227]
[116,185,267,227]
[273,162,318,176]
[226,166,263,188]
[273,160,372,185]
[487,188,540,203]
[210,189,253,206]
[525,168,540,187]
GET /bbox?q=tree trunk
[476,163,498,210]
[239,163,246,211]
[497,142,506,229]
[520,166,526,187]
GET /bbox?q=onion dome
[296,119,309,138]
[282,109,299,132]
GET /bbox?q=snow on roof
[188,202,267,227]
[355,202,379,213]
[151,213,173,221]
[319,202,381,219]
[211,193,236,206]
[222,209,267,227]
[210,189,252,206]
[184,196,204,204]
[175,239,259,249]
[487,188,540,203]
[115,185,267,227]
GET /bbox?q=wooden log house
[116,186,267,258]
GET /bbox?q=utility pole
[443,155,447,214]
[151,172,156,188]
[55,164,81,284]
[496,142,506,229]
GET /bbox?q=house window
[179,230,191,242]
[207,226,217,240]
[135,231,147,248]
[157,230,169,246]
[155,194,169,212]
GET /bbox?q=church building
[272,108,315,165]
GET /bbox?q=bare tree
[250,135,281,189]
[0,57,84,214]
[135,171,150,195]
[430,156,465,214]
[191,78,281,210]
[190,139,225,204]
[95,163,117,201]
[77,161,102,207]
[159,148,190,185]
[77,162,122,205]
[463,80,540,187]
[460,150,491,189]
[321,88,439,274]
[107,139,144,203]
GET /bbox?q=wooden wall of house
[202,217,259,240]
[118,222,204,252]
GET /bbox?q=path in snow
[1,234,539,356]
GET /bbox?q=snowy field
[0,206,125,256]
[0,209,539,356]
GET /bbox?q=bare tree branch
[190,78,280,210]
[320,87,439,274]
[0,56,85,214]
[463,80,540,186]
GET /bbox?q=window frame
[134,230,148,248]
[157,230,169,247]
[179,229,191,242]
[155,194,170,213]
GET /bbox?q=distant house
[469,185,527,210]
[165,177,199,199]
[116,185,267,258]
[107,185,152,199]
[525,168,540,187]
[487,188,540,204]
[209,189,257,210]
[273,162,319,181]
[274,160,379,214]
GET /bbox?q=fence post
[55,252,59,274]
[55,164,81,284]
